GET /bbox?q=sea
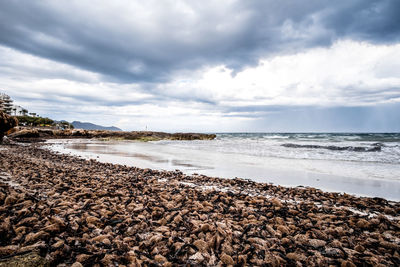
[47,133,400,201]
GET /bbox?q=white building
[11,105,29,116]
[0,93,13,115]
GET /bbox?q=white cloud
[175,40,400,107]
[1,40,400,131]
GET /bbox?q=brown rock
[91,234,110,243]
[341,260,356,267]
[380,240,399,250]
[173,214,183,224]
[281,237,291,246]
[383,207,395,215]
[17,216,38,227]
[51,240,64,249]
[154,254,167,263]
[149,234,163,245]
[308,239,327,248]
[24,231,50,244]
[324,248,344,258]
[194,239,208,252]
[76,254,91,263]
[200,223,211,232]
[354,245,365,253]
[220,253,234,265]
[43,223,60,233]
[49,216,66,227]
[189,252,205,262]
[102,238,111,246]
[4,195,18,205]
[286,252,306,261]
[356,219,370,229]
[86,216,101,225]
[277,225,289,235]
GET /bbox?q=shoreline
[47,138,400,201]
[0,143,399,266]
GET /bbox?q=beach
[1,143,399,266]
[47,133,400,201]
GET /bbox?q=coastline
[47,138,400,201]
[1,143,399,266]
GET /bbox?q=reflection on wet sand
[65,141,209,170]
[68,142,168,163]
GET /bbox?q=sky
[0,0,399,132]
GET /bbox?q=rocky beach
[0,143,399,266]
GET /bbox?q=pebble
[220,253,234,265]
[308,239,327,248]
[286,252,306,261]
[193,239,208,252]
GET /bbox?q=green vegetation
[59,121,74,129]
[16,116,54,126]
[15,116,74,129]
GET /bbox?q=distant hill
[72,121,121,131]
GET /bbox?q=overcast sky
[1,0,399,132]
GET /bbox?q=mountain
[71,121,121,131]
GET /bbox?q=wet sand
[48,139,400,201]
[0,143,399,266]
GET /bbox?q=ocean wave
[281,143,382,152]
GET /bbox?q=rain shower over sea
[47,133,400,201]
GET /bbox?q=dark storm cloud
[0,0,399,84]
[322,0,400,42]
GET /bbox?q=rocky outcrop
[9,128,216,142]
[0,111,18,144]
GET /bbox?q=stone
[91,235,110,243]
[356,219,370,229]
[154,255,167,263]
[220,253,234,265]
[189,252,205,262]
[354,245,365,253]
[308,239,327,248]
[193,239,208,252]
[24,231,50,244]
[76,254,91,263]
[277,225,289,235]
[286,252,306,261]
[341,260,356,267]
[324,248,344,258]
